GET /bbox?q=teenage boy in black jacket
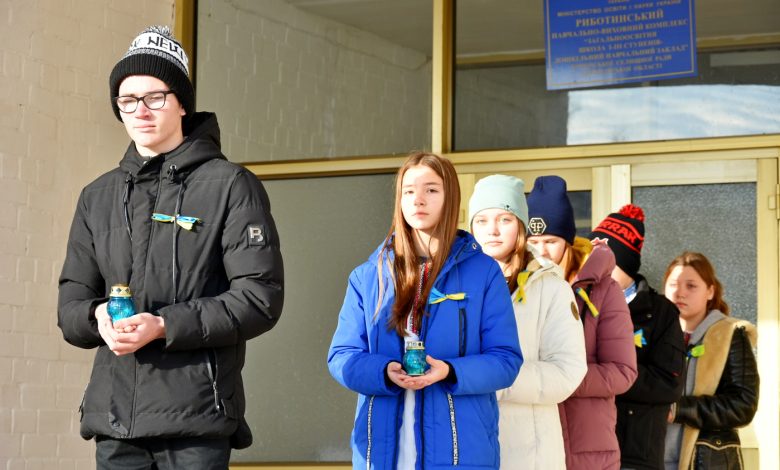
[590,205,685,470]
[57,26,284,469]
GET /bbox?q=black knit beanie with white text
[109,25,194,121]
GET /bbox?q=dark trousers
[95,436,231,470]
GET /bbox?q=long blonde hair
[378,152,461,336]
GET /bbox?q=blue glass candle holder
[107,284,136,323]
[403,341,428,376]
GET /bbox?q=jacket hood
[525,242,564,282]
[118,111,225,176]
[628,274,656,311]
[572,237,615,287]
[512,244,564,303]
[368,230,482,274]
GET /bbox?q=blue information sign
[544,0,697,90]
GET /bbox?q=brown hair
[663,251,730,315]
[378,152,461,336]
[503,225,531,292]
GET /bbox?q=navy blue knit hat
[526,175,576,245]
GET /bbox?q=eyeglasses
[115,90,176,113]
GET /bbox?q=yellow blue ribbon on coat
[688,344,705,358]
[634,329,647,348]
[575,287,599,317]
[513,271,531,304]
[151,213,201,230]
[428,286,466,304]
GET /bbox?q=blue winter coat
[328,231,523,469]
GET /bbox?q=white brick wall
[197,0,432,162]
[0,1,174,467]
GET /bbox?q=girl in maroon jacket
[526,176,637,470]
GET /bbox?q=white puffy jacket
[498,249,587,470]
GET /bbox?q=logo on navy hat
[528,217,547,236]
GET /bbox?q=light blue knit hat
[468,175,529,229]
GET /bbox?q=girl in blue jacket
[328,152,523,469]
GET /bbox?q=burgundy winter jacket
[558,240,638,470]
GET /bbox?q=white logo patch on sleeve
[247,225,266,246]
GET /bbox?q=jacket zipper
[127,357,138,437]
[420,390,425,470]
[420,317,429,469]
[78,384,87,419]
[446,393,459,465]
[417,262,466,468]
[404,245,470,468]
[366,395,375,470]
[452,266,465,465]
[205,349,221,413]
[127,164,167,438]
[141,161,167,283]
[458,307,467,357]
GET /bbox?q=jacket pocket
[81,364,112,418]
[78,385,87,420]
[693,439,744,470]
[133,346,218,418]
[617,403,664,463]
[353,395,375,466]
[434,393,498,467]
[446,393,459,465]
[205,349,222,415]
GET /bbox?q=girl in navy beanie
[526,175,637,470]
[526,175,583,282]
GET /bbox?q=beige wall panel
[0,1,175,467]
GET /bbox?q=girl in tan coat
[663,252,759,470]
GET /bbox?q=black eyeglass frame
[114,90,177,113]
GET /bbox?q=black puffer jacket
[676,328,759,428]
[615,277,685,469]
[57,112,284,448]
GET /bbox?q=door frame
[455,148,779,470]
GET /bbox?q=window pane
[634,183,757,323]
[197,0,431,162]
[570,190,593,239]
[454,0,780,151]
[234,174,395,462]
[566,52,780,145]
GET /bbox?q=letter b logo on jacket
[247,225,266,246]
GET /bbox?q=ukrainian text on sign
[544,0,697,90]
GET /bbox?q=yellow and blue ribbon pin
[151,213,201,231]
[513,271,531,303]
[634,329,647,348]
[428,286,466,304]
[575,287,599,317]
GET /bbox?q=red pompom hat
[589,204,646,278]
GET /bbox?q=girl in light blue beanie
[469,174,529,287]
[469,174,587,470]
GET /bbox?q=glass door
[613,156,778,469]
[457,153,779,470]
